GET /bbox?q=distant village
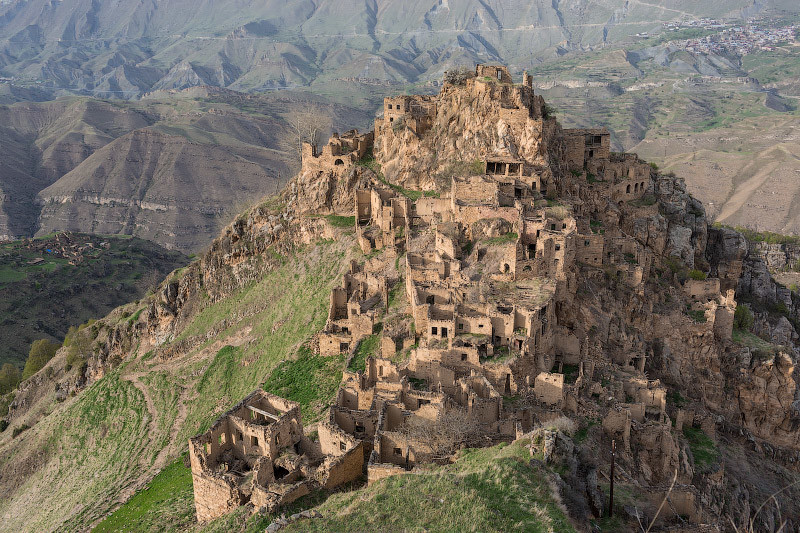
[660,17,799,56]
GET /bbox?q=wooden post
[609,439,616,517]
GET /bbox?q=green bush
[11,424,30,438]
[22,339,61,380]
[0,363,21,395]
[734,305,754,331]
[688,269,707,281]
[683,426,718,471]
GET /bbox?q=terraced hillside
[529,18,800,233]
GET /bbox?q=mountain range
[1,0,798,100]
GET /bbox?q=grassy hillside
[0,235,357,533]
[94,441,576,533]
[0,232,187,369]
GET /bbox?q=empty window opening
[441,327,448,337]
[394,447,403,456]
[431,327,438,336]
[379,366,384,376]
[251,435,259,448]
[555,244,561,251]
[218,434,225,445]
[458,323,464,330]
[340,441,347,451]
[334,159,344,166]
[503,263,510,273]
[340,342,349,352]
[426,295,434,305]
[626,184,631,194]
[588,149,594,158]
[461,353,468,361]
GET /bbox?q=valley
[0,232,187,369]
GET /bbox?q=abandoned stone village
[187,65,800,529]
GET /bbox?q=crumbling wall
[534,372,564,406]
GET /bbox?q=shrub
[683,426,718,471]
[443,67,474,86]
[0,363,21,395]
[22,339,61,380]
[688,269,707,281]
[734,305,754,331]
[545,416,577,436]
[11,424,30,438]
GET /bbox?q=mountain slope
[0,224,357,532]
[0,90,372,251]
[0,0,789,99]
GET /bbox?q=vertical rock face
[707,227,748,291]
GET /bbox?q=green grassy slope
[94,441,576,533]
[0,236,356,533]
[0,233,187,368]
[284,442,576,533]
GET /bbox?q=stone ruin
[189,390,363,521]
[189,64,750,526]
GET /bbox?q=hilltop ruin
[181,64,798,528]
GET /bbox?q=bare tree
[396,408,482,457]
[287,108,332,164]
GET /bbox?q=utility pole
[609,439,616,517]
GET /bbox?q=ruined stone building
[189,390,364,521]
[189,64,769,528]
